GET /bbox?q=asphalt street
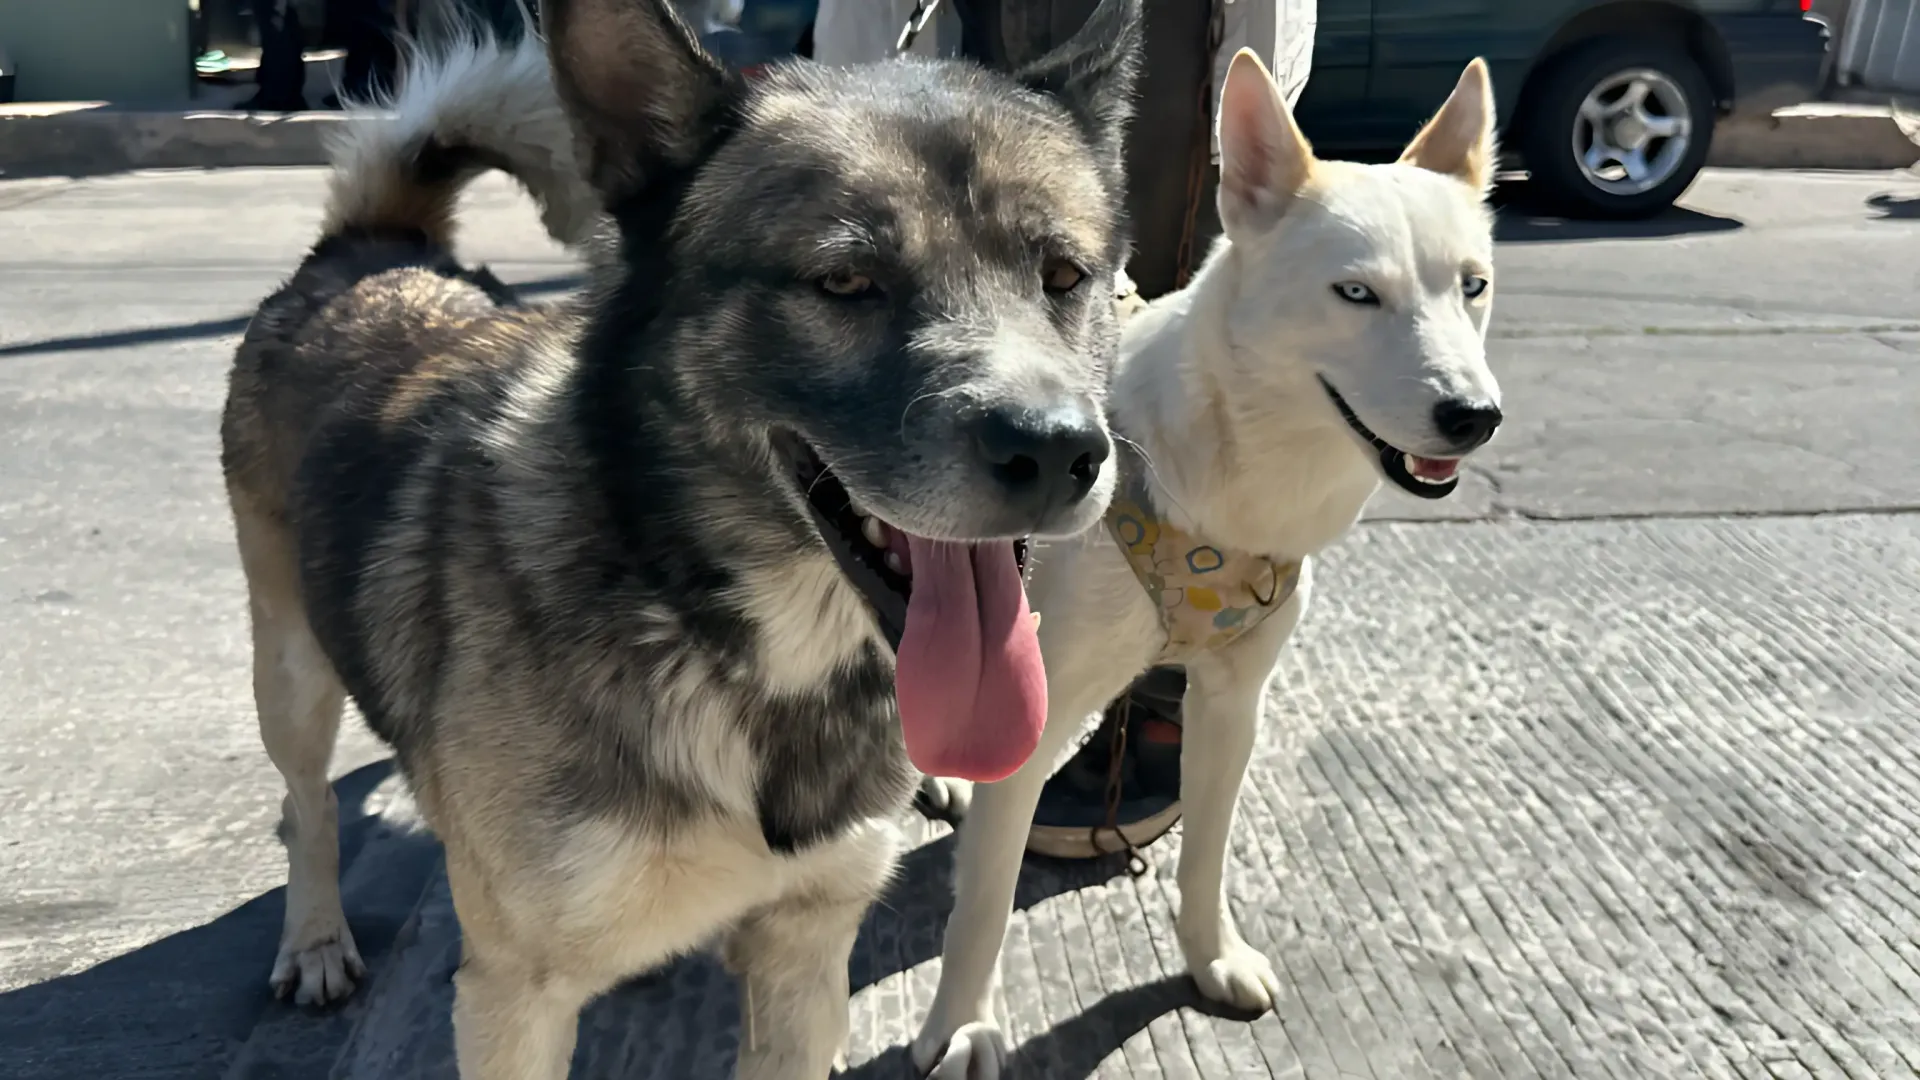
[1,166,1917,1079]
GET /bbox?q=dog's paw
[270,922,366,1007]
[913,775,973,823]
[912,1022,1008,1080]
[1190,940,1282,1014]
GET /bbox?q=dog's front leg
[910,684,1104,1080]
[724,889,872,1080]
[450,953,594,1080]
[1175,590,1305,1013]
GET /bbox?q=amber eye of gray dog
[1042,258,1085,293]
[818,269,876,298]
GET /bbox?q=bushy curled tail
[319,14,599,252]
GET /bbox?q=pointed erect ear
[1215,48,1315,239]
[1013,0,1145,162]
[542,0,736,205]
[1399,58,1498,194]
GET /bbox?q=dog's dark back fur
[223,0,1142,858]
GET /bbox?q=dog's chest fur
[245,254,918,860]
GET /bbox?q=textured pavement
[325,515,1920,1080]
[3,166,1919,1079]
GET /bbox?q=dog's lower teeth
[884,552,904,574]
[860,515,885,547]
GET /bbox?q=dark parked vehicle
[702,0,1829,219]
[1294,0,1832,217]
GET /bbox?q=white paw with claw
[913,1021,1008,1080]
[1188,938,1282,1013]
[270,919,365,1006]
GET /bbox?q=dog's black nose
[1432,398,1502,452]
[972,402,1110,514]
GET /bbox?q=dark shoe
[1027,666,1186,861]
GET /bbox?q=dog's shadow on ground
[1490,181,1745,243]
[848,825,1139,996]
[0,759,441,1080]
[0,765,1210,1078]
[1866,192,1920,219]
[838,824,1217,1079]
[840,976,1234,1080]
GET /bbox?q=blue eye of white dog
[1462,274,1490,299]
[1332,281,1378,305]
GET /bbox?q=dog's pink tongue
[893,536,1045,783]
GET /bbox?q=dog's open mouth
[777,433,1043,784]
[1318,377,1463,500]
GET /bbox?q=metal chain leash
[1090,695,1152,878]
[1172,0,1227,291]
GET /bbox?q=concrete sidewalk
[0,102,344,178]
[298,515,1920,1080]
[2,101,1919,179]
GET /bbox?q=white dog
[911,49,1505,1078]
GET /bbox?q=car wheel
[1519,36,1717,219]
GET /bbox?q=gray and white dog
[217,1,1142,1075]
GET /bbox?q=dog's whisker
[1114,431,1200,522]
[803,469,837,502]
[897,385,968,442]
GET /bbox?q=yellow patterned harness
[1104,451,1301,665]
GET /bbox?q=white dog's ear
[1216,48,1315,239]
[1399,58,1497,194]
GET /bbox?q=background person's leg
[331,0,398,103]
[246,0,310,111]
[1115,0,1222,299]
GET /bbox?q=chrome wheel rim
[1572,67,1692,196]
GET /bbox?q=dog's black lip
[771,431,1029,651]
[1316,376,1460,501]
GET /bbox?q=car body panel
[1297,0,1828,154]
[1709,11,1833,115]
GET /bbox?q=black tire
[1519,36,1716,219]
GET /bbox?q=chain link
[1172,0,1227,291]
[1089,695,1151,877]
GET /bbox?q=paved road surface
[2,167,1917,1079]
